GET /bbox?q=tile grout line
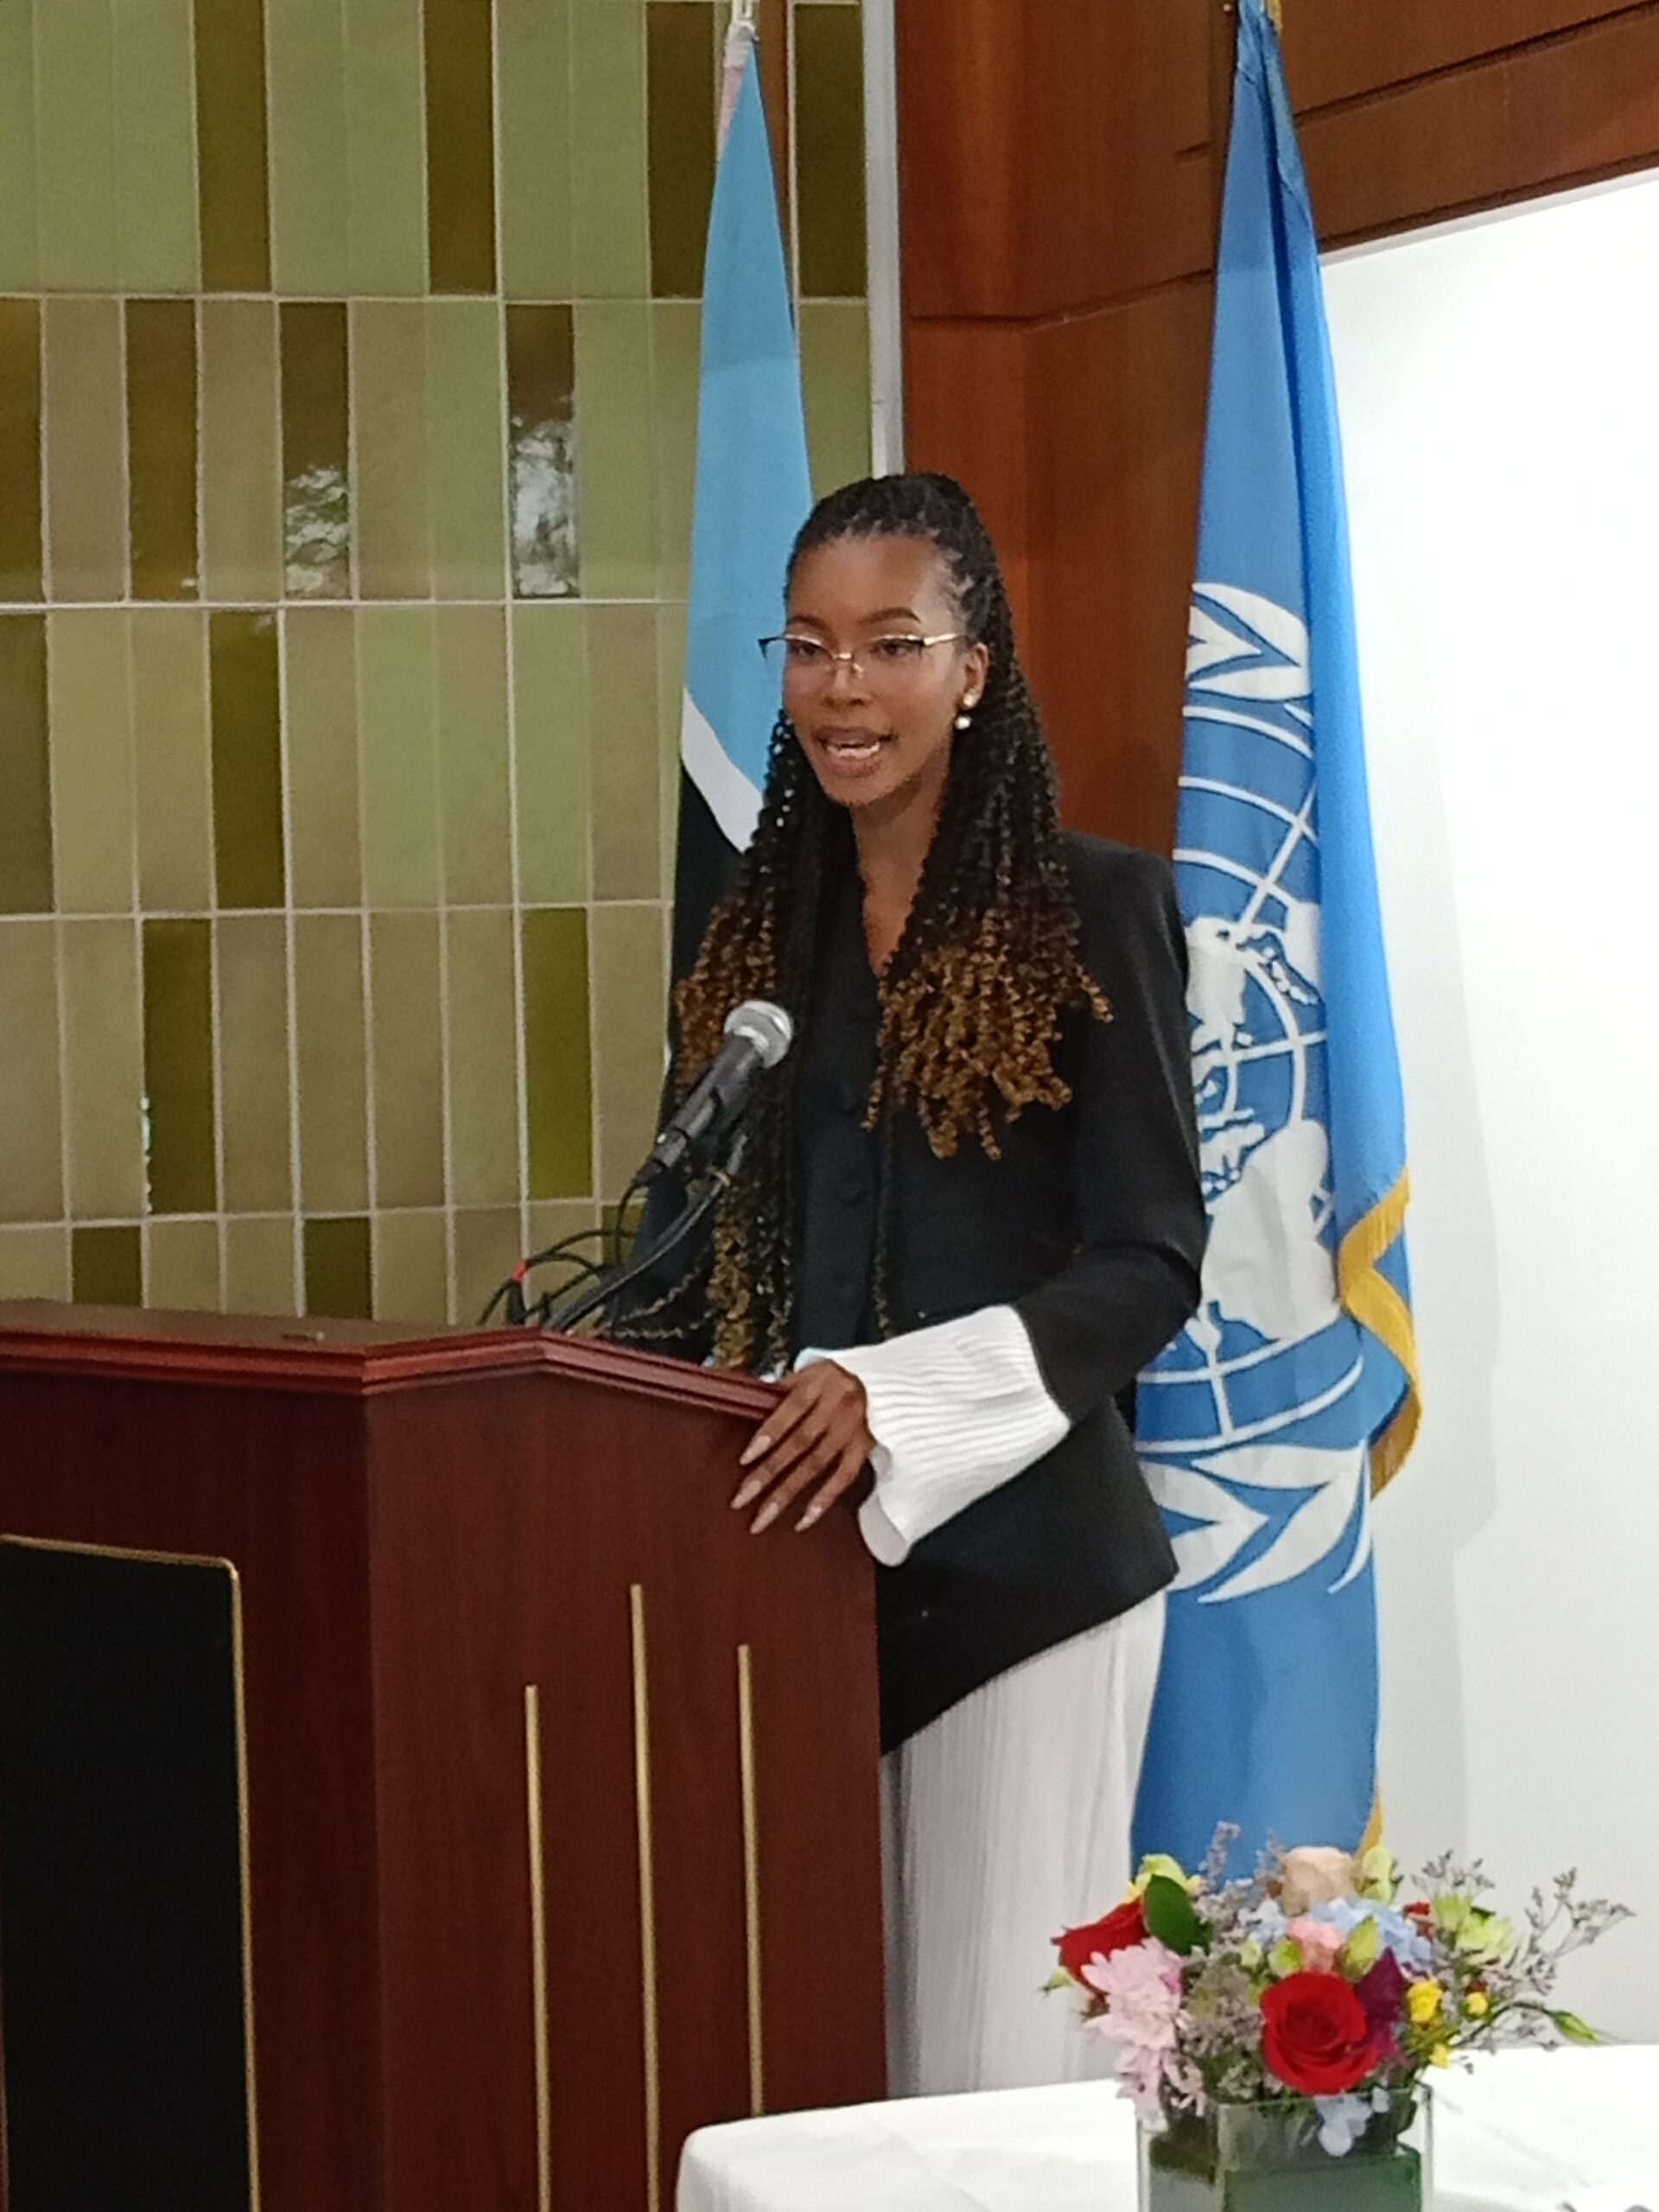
[340,234,374,1321]
[204,617,233,1313]
[434,611,461,1325]
[9,899,676,922]
[491,0,537,1286]
[192,290,233,1314]
[335,163,373,1325]
[0,595,658,613]
[260,0,301,1319]
[24,0,44,296]
[183,0,205,297]
[115,285,137,1287]
[352,608,382,1324]
[0,290,865,315]
[277,603,308,1323]
[30,202,71,1296]
[119,281,144,1300]
[125,598,152,1305]
[786,0,804,313]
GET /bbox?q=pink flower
[1084,1937,1187,2124]
[1287,1916,1345,1973]
[1114,2044,1169,2128]
[1082,1936,1184,2044]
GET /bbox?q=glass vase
[1138,2088,1431,2212]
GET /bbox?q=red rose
[1055,1897,1148,1982]
[1261,1972,1382,2096]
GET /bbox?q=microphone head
[723,998,793,1069]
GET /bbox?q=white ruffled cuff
[796,1306,1070,1567]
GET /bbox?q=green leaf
[1553,2010,1599,2046]
[1043,1969,1074,1994]
[1143,1873,1204,1956]
[1340,1914,1382,1978]
[1136,1853,1192,1894]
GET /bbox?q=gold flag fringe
[1338,1170,1421,1495]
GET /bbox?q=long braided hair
[675,471,1108,1371]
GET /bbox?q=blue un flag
[1133,0,1420,1872]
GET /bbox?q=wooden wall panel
[906,283,1211,855]
[903,319,1033,623]
[1021,283,1215,857]
[1283,0,1624,111]
[1302,8,1659,245]
[895,0,1027,318]
[900,0,1659,847]
[897,0,1211,319]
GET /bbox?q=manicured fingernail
[739,1434,770,1467]
[751,1503,779,1535]
[795,1505,821,1532]
[730,1481,757,1511]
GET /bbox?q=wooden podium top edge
[0,1301,777,1414]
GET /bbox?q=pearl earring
[955,705,975,731]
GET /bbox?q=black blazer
[627,827,1205,1751]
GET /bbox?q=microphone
[644,1000,793,1181]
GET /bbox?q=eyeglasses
[757,632,966,687]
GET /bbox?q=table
[678,2047,1659,2212]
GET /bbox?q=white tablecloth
[677,2048,1659,2212]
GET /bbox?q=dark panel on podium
[0,1539,253,2212]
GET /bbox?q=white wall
[1323,175,1659,2039]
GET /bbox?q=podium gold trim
[737,1643,765,2115]
[524,1684,552,2212]
[630,1583,661,2212]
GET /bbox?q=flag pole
[862,0,906,474]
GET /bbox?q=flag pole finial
[720,0,759,147]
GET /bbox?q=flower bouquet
[1052,1834,1630,2212]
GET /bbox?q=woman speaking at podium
[625,471,1205,2097]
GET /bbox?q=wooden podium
[0,1303,887,2212]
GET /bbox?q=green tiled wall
[0,0,870,1325]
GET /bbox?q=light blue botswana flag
[671,14,813,980]
[1132,0,1420,1872]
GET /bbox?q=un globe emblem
[1136,586,1371,1604]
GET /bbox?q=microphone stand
[537,1127,745,1337]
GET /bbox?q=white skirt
[880,1592,1167,2098]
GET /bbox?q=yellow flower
[1407,1980,1444,2027]
[1465,1990,1491,2019]
[1430,2044,1452,2069]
